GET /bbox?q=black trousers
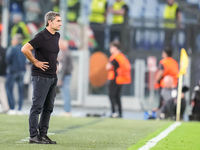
[29,76,57,137]
[110,24,122,43]
[108,80,123,115]
[164,29,175,48]
[90,23,105,51]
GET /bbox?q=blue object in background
[144,111,157,120]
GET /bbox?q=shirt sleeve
[175,7,180,18]
[158,63,164,70]
[122,4,129,12]
[111,59,119,69]
[6,46,16,65]
[105,2,108,9]
[28,32,43,50]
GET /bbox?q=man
[0,44,9,113]
[155,47,179,88]
[21,11,62,144]
[158,75,177,119]
[67,0,80,23]
[155,47,179,112]
[10,13,30,45]
[89,0,108,51]
[6,34,26,115]
[66,0,81,50]
[109,0,129,43]
[163,0,182,47]
[190,81,200,120]
[158,76,188,120]
[106,41,131,118]
[57,39,73,117]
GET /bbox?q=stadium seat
[143,30,151,50]
[135,30,144,49]
[157,4,165,19]
[186,0,199,5]
[178,31,186,50]
[152,30,164,50]
[130,0,144,18]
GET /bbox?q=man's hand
[106,62,113,71]
[57,80,63,86]
[34,60,49,71]
[191,100,195,107]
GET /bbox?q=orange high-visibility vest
[159,57,179,88]
[108,53,131,84]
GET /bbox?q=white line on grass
[138,122,181,150]
[15,137,29,143]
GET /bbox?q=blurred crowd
[0,0,193,51]
[8,0,60,43]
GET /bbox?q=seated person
[190,81,200,121]
[174,85,189,120]
[158,75,189,120]
[158,75,177,119]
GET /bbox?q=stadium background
[1,0,200,117]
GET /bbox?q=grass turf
[151,122,200,150]
[0,114,171,150]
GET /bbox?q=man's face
[167,0,174,6]
[110,45,117,54]
[162,51,167,58]
[49,16,62,31]
[11,39,18,46]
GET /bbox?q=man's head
[162,47,172,58]
[109,40,121,54]
[163,75,174,88]
[45,11,62,31]
[167,0,175,6]
[13,14,22,24]
[11,34,22,46]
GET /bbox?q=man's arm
[176,7,182,28]
[21,43,49,71]
[106,59,119,71]
[5,47,13,64]
[155,63,164,83]
[109,7,125,15]
[155,70,164,83]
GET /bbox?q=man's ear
[48,20,51,25]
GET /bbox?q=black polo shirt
[29,28,60,78]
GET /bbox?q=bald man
[57,39,73,117]
[158,75,177,119]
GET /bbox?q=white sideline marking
[15,137,29,143]
[138,122,181,150]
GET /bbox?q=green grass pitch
[0,114,199,150]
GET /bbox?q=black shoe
[41,135,57,144]
[29,135,47,144]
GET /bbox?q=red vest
[159,57,179,88]
[108,53,131,84]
